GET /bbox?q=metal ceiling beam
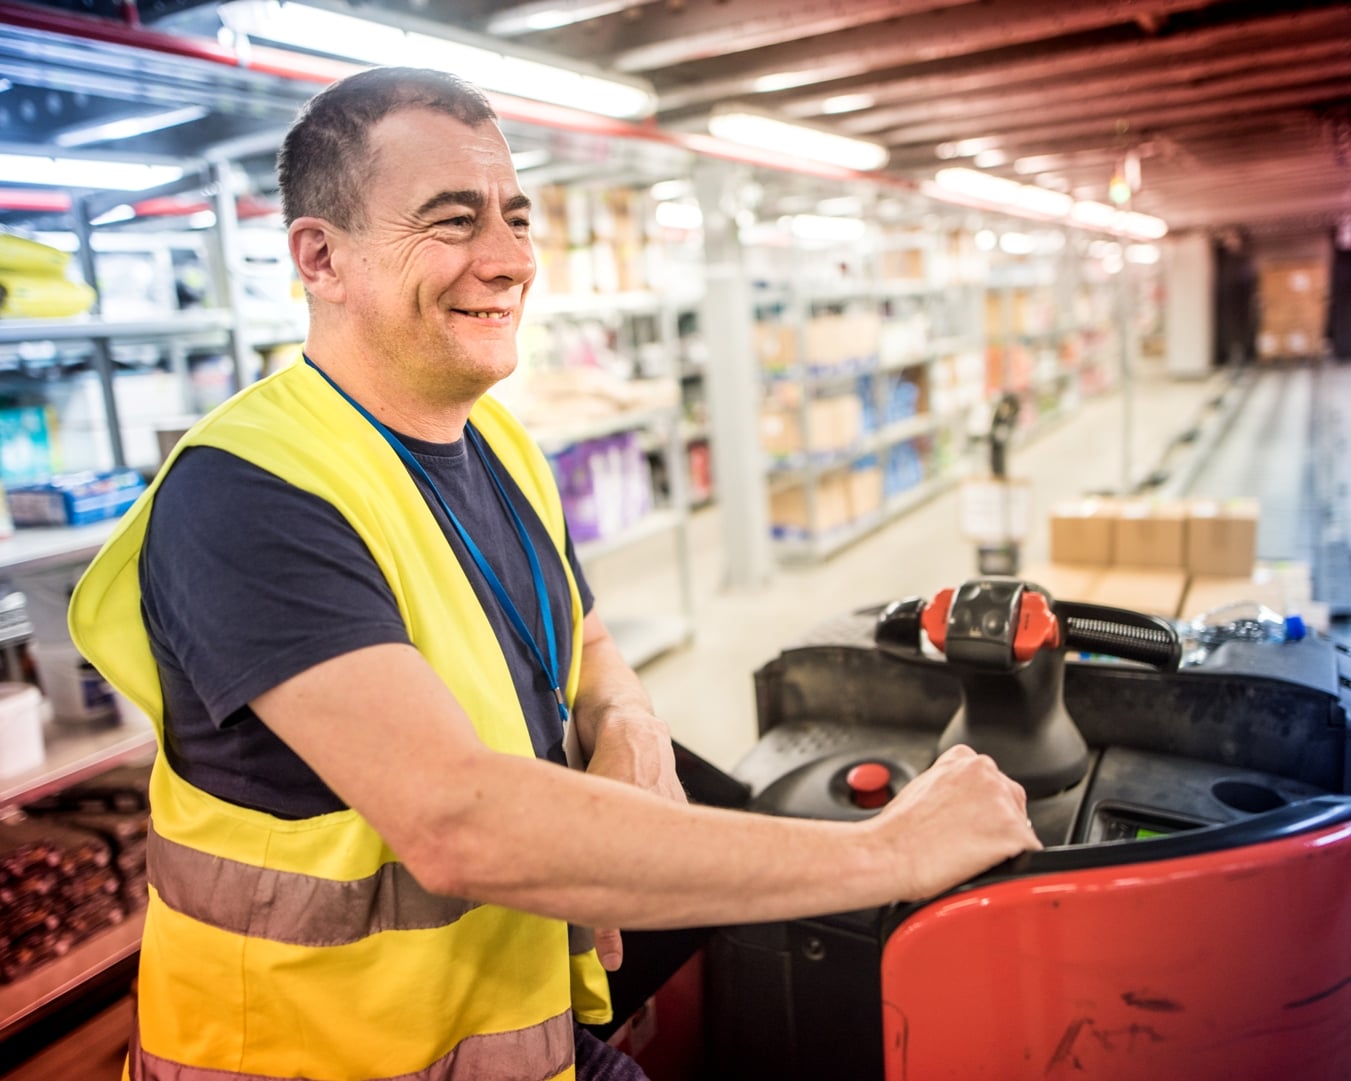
[647,0,1221,108]
[839,37,1351,136]
[569,0,969,73]
[880,78,1351,150]
[773,6,1351,119]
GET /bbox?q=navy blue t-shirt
[139,428,593,820]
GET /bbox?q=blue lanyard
[303,355,568,725]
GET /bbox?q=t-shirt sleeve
[140,446,412,727]
[564,527,595,616]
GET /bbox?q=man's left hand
[584,711,686,969]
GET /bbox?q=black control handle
[1053,601,1181,671]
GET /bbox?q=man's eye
[436,215,473,228]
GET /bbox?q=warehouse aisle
[1183,363,1318,565]
[592,358,1238,772]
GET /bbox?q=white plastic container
[31,639,119,726]
[0,682,44,778]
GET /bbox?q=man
[70,67,1038,1081]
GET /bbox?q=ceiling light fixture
[820,93,876,115]
[649,179,693,202]
[928,169,1168,240]
[654,201,702,231]
[510,149,551,172]
[782,214,867,243]
[485,1,636,36]
[930,167,1072,219]
[1069,200,1168,240]
[0,152,184,191]
[216,0,658,120]
[752,71,821,94]
[708,107,889,172]
[54,106,209,149]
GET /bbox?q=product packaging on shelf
[8,469,146,528]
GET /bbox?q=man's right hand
[871,744,1041,902]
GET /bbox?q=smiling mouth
[452,308,512,320]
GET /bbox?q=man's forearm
[571,610,668,766]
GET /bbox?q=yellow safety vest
[69,359,612,1081]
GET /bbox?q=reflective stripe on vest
[147,826,480,944]
[128,1008,575,1081]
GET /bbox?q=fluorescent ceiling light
[932,168,1071,218]
[998,232,1035,255]
[0,152,184,191]
[815,196,863,217]
[936,137,999,160]
[821,93,875,115]
[972,149,1007,168]
[90,203,136,225]
[1013,154,1061,175]
[510,149,551,171]
[653,201,702,230]
[217,0,657,120]
[1117,211,1168,240]
[708,108,888,172]
[1068,200,1119,229]
[1126,243,1160,265]
[752,71,820,93]
[783,213,866,243]
[650,179,692,202]
[1069,200,1168,240]
[486,2,635,35]
[54,106,208,148]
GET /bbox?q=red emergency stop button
[846,762,893,809]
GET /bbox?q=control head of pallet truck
[875,577,1182,673]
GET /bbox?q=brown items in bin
[0,818,126,984]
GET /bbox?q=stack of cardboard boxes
[1028,497,1322,628]
[1256,260,1329,362]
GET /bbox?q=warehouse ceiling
[0,0,1348,239]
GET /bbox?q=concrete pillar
[1164,232,1214,379]
[693,161,774,591]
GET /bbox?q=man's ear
[289,217,345,303]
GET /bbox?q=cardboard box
[847,464,884,520]
[755,323,798,372]
[1018,562,1104,604]
[1085,568,1188,619]
[769,473,852,536]
[801,313,880,368]
[760,395,863,458]
[1113,499,1188,568]
[1185,498,1259,577]
[1049,498,1118,565]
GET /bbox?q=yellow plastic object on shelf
[0,232,71,274]
[0,272,96,319]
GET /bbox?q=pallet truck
[598,578,1351,1080]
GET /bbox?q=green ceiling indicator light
[215,0,659,121]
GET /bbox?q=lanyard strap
[303,356,569,725]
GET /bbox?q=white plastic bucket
[31,640,118,727]
[0,681,44,777]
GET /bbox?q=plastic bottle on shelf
[1176,601,1307,668]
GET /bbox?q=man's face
[337,108,535,403]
